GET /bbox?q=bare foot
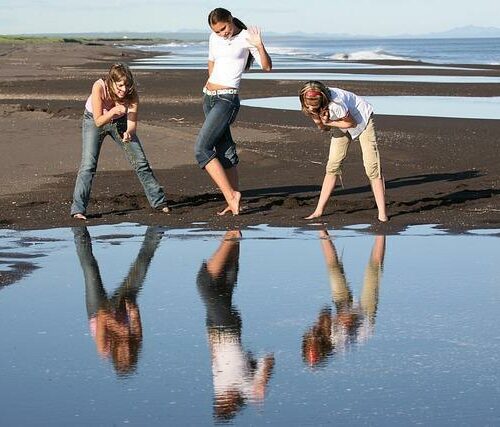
[224,230,242,240]
[72,213,87,220]
[218,192,241,216]
[319,230,330,239]
[217,205,231,216]
[378,215,389,222]
[304,211,322,220]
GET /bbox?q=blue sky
[1,0,499,36]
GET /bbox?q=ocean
[129,35,500,69]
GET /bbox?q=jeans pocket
[228,103,240,125]
[218,95,240,125]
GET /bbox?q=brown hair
[299,80,332,117]
[208,8,254,71]
[105,63,138,105]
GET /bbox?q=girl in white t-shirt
[299,81,388,222]
[194,8,272,216]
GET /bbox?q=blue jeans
[195,93,240,169]
[71,111,167,215]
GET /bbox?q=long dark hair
[208,7,254,71]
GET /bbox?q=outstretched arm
[123,100,138,142]
[246,26,272,71]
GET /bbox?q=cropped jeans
[195,93,240,169]
[71,111,167,216]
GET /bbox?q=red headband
[305,90,322,98]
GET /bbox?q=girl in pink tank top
[70,63,170,220]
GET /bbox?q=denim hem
[198,152,218,169]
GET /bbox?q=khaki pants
[326,117,381,180]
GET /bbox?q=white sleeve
[208,34,215,62]
[328,101,348,120]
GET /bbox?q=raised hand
[246,26,264,48]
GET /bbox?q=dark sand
[0,41,499,233]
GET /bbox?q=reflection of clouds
[303,232,385,368]
[197,231,274,422]
[0,237,51,288]
[73,226,163,377]
[0,257,40,288]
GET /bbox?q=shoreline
[0,40,498,233]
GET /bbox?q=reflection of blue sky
[0,224,499,425]
[243,72,500,84]
[241,96,500,120]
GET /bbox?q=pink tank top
[85,79,125,118]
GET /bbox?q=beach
[0,40,499,232]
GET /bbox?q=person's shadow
[72,226,163,377]
[302,230,386,368]
[197,230,275,422]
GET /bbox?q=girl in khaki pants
[299,81,388,222]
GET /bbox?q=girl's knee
[365,164,381,180]
[326,160,342,175]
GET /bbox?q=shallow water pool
[0,224,499,425]
[241,95,500,120]
[243,72,500,84]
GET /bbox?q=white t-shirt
[327,87,373,139]
[211,339,269,400]
[208,29,262,89]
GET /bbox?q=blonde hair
[299,81,331,117]
[105,63,138,105]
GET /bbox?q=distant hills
[403,25,500,38]
[24,25,500,40]
[272,25,500,39]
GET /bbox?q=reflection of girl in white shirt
[194,8,272,216]
[196,230,275,421]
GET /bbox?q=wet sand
[0,40,499,232]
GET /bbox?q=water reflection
[243,72,500,84]
[73,226,163,377]
[197,230,275,422]
[241,95,500,120]
[303,231,385,367]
